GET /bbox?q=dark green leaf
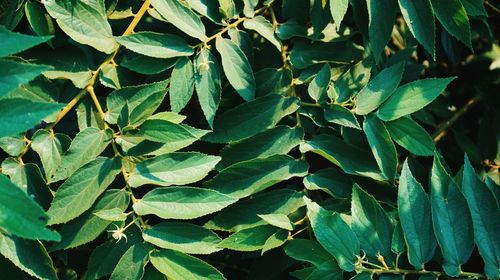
[170,57,195,113]
[243,16,282,51]
[385,117,435,156]
[218,225,278,251]
[430,0,472,49]
[303,168,353,198]
[308,64,331,103]
[367,0,397,60]
[363,115,398,180]
[0,60,51,99]
[194,48,221,127]
[398,0,435,57]
[0,25,51,57]
[110,243,153,280]
[116,32,193,59]
[324,104,361,129]
[284,239,332,266]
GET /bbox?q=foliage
[0,0,499,279]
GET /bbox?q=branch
[432,96,481,143]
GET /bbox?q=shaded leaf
[116,32,193,59]
[363,115,398,180]
[194,48,221,128]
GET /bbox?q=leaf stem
[355,265,486,279]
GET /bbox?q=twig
[432,96,481,143]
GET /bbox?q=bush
[0,0,499,279]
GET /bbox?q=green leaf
[215,36,256,101]
[430,0,472,49]
[0,25,51,57]
[305,197,359,271]
[303,168,353,198]
[143,222,222,254]
[377,77,456,121]
[138,119,208,147]
[185,0,222,24]
[205,189,305,232]
[355,62,405,115]
[0,174,60,241]
[43,70,92,89]
[258,214,294,231]
[363,115,398,180]
[50,189,130,251]
[217,126,304,171]
[462,156,500,279]
[330,0,348,30]
[385,117,435,156]
[366,0,397,60]
[116,32,193,59]
[0,136,26,157]
[133,186,237,219]
[205,95,300,143]
[398,0,435,57]
[119,53,176,75]
[289,39,363,69]
[31,130,70,180]
[49,127,113,183]
[430,155,474,276]
[460,0,487,16]
[93,208,128,221]
[261,229,288,254]
[170,57,195,113]
[44,0,117,53]
[284,239,332,266]
[150,0,207,39]
[308,64,331,103]
[391,222,405,254]
[303,260,343,280]
[218,225,278,252]
[243,0,259,17]
[228,29,254,65]
[205,155,309,199]
[194,48,221,127]
[150,249,225,280]
[255,68,293,96]
[0,60,51,99]
[300,134,384,180]
[334,59,372,103]
[324,104,361,129]
[128,152,220,188]
[351,184,395,265]
[243,16,282,51]
[0,232,57,280]
[110,243,153,280]
[24,1,56,37]
[398,160,436,269]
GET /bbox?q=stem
[86,86,106,120]
[122,0,150,35]
[355,265,485,279]
[300,101,322,108]
[433,96,481,143]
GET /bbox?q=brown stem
[432,96,481,143]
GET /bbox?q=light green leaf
[143,222,222,254]
[308,64,331,103]
[218,225,278,252]
[462,156,500,279]
[133,186,237,219]
[430,155,474,276]
[0,25,51,57]
[377,77,456,121]
[363,115,397,180]
[110,243,153,280]
[128,152,220,188]
[31,129,71,180]
[150,249,225,280]
[170,57,194,113]
[0,174,60,241]
[205,95,300,143]
[258,214,294,231]
[330,0,348,30]
[93,208,128,221]
[398,160,436,269]
[367,0,397,60]
[305,197,360,271]
[138,119,208,147]
[185,0,222,24]
[215,36,255,101]
[355,62,405,115]
[243,15,282,51]
[49,127,113,183]
[0,60,51,99]
[0,136,26,157]
[324,104,361,129]
[194,48,221,128]
[44,0,117,53]
[398,0,435,57]
[0,232,57,280]
[218,0,238,19]
[43,70,92,89]
[261,229,288,254]
[116,32,193,59]
[303,168,353,198]
[150,0,207,39]
[284,239,332,266]
[385,117,435,156]
[243,0,259,17]
[430,0,472,49]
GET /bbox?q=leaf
[228,29,254,64]
[50,189,130,251]
[217,126,304,171]
[150,249,225,280]
[289,39,363,69]
[128,152,220,188]
[398,160,436,269]
[215,36,256,101]
[205,95,300,143]
[305,197,360,271]
[0,136,25,157]
[323,104,361,129]
[0,174,60,241]
[366,0,397,60]
[205,189,305,232]
[116,32,193,59]
[430,155,474,276]
[138,119,208,147]
[185,0,222,24]
[462,156,500,279]
[243,16,282,51]
[308,64,331,103]
[355,62,405,115]
[261,229,288,254]
[391,222,405,254]
[0,25,51,58]
[218,225,278,252]
[330,0,349,30]
[119,53,176,75]
[170,57,195,113]
[0,60,51,99]
[303,168,353,198]
[398,0,435,57]
[44,0,117,53]
[150,0,207,40]
[334,59,372,103]
[351,184,395,265]
[93,208,128,221]
[0,232,57,280]
[31,130,71,180]
[194,48,221,127]
[430,0,472,49]
[460,0,487,16]
[133,186,237,219]
[49,127,113,183]
[386,117,434,156]
[284,239,332,266]
[143,222,222,255]
[110,243,153,280]
[258,214,294,231]
[377,77,456,121]
[243,0,259,17]
[304,260,343,280]
[255,68,293,96]
[363,115,398,180]
[24,1,56,37]
[300,134,384,181]
[205,155,309,199]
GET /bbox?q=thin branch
[433,96,481,143]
